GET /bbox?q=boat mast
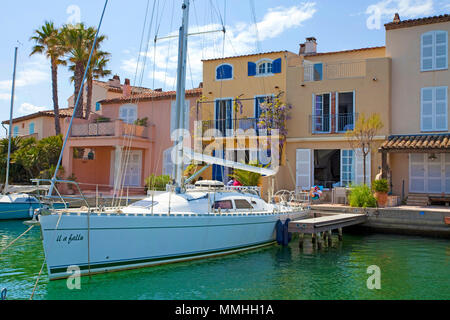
[4,47,18,195]
[172,0,190,190]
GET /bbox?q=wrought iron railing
[310,113,357,134]
[303,60,366,82]
[200,118,278,136]
[70,120,148,139]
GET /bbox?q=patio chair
[332,187,348,204]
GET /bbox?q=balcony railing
[70,120,149,139]
[311,113,357,134]
[200,118,279,137]
[303,60,366,82]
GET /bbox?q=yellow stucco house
[380,14,450,205]
[195,51,297,187]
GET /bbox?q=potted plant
[372,179,389,207]
[133,117,148,137]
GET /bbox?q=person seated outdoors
[309,186,322,200]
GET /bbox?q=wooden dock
[288,213,367,249]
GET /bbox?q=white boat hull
[39,211,306,280]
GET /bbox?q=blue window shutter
[217,65,233,80]
[272,58,282,73]
[248,62,256,76]
[95,102,101,111]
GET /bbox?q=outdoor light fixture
[428,153,437,161]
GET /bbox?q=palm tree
[30,21,66,134]
[86,52,111,118]
[62,24,109,118]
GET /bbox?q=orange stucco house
[61,82,202,194]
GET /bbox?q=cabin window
[216,64,233,80]
[213,200,233,210]
[234,199,253,209]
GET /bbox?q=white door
[340,149,354,187]
[123,150,142,187]
[409,153,450,194]
[355,149,371,186]
[410,154,426,193]
[296,149,313,190]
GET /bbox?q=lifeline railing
[31,179,91,211]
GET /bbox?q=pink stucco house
[61,81,202,194]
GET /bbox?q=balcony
[303,60,366,82]
[199,118,279,137]
[70,119,150,139]
[311,113,357,134]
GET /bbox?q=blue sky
[0,0,449,135]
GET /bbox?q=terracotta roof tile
[380,134,450,152]
[202,51,291,62]
[99,88,203,105]
[304,46,385,57]
[385,14,450,30]
[1,108,74,125]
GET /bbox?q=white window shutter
[435,87,448,131]
[170,101,177,135]
[296,149,313,190]
[355,149,371,186]
[185,100,190,132]
[435,31,448,70]
[422,32,434,71]
[421,88,434,131]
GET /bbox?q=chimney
[304,37,317,55]
[299,43,306,55]
[123,78,131,97]
[108,75,121,88]
[393,13,401,23]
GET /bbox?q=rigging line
[132,0,151,88]
[113,1,157,206]
[48,0,109,197]
[29,259,46,300]
[0,225,34,255]
[163,0,176,91]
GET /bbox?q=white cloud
[121,3,317,89]
[366,0,434,28]
[0,93,11,101]
[18,102,47,115]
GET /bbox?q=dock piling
[338,228,343,241]
[327,230,332,246]
[317,232,322,249]
[298,233,304,249]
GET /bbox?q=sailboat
[0,47,42,220]
[35,0,308,280]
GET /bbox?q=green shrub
[145,174,171,191]
[372,179,389,193]
[348,184,377,208]
[134,117,148,127]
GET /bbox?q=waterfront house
[275,38,391,194]
[61,83,202,194]
[195,50,297,193]
[1,108,73,140]
[379,14,450,205]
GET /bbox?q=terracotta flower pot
[374,192,388,207]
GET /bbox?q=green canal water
[1,220,449,300]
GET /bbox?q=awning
[380,134,450,153]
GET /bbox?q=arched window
[257,60,273,75]
[119,104,138,124]
[216,64,233,80]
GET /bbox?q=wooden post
[317,232,322,249]
[381,151,388,179]
[327,230,332,246]
[298,233,304,249]
[338,228,343,241]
